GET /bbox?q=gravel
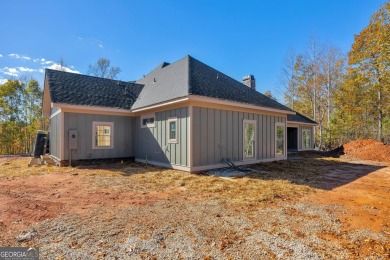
[20,199,388,259]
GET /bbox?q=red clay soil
[343,139,390,163]
[0,171,185,244]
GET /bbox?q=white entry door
[243,120,256,160]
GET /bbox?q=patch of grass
[0,158,316,207]
[0,157,74,178]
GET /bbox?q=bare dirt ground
[0,153,389,259]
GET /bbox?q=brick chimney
[242,75,256,90]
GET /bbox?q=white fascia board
[188,95,296,115]
[287,121,318,126]
[52,103,133,115]
[131,97,189,112]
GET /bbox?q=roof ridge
[45,68,139,86]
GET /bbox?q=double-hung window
[275,123,285,156]
[167,118,178,143]
[92,121,114,149]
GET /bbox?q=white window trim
[92,121,114,149]
[302,129,311,149]
[275,122,286,157]
[167,117,178,144]
[141,113,155,128]
[243,119,257,161]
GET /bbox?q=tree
[319,45,346,146]
[264,90,277,100]
[281,39,347,148]
[88,58,121,79]
[0,78,44,154]
[57,57,68,71]
[281,49,300,109]
[347,2,390,141]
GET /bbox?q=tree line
[0,58,120,155]
[282,2,389,147]
[0,78,47,154]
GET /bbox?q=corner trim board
[50,109,62,119]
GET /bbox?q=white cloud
[0,54,3,58]
[9,53,31,60]
[98,44,103,48]
[0,78,8,84]
[32,57,54,65]
[0,66,40,77]
[0,67,19,77]
[41,60,54,65]
[9,53,20,58]
[38,69,45,73]
[46,63,80,74]
[18,67,36,72]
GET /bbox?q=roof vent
[242,75,255,90]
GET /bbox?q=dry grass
[0,157,316,207]
[0,157,75,178]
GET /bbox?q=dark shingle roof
[133,58,189,109]
[133,55,293,112]
[287,112,317,124]
[188,56,293,112]
[46,55,297,114]
[46,69,144,110]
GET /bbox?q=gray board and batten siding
[50,112,61,159]
[192,106,286,167]
[62,113,133,160]
[133,107,189,167]
[54,106,288,170]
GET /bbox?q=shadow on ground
[245,151,386,190]
[66,151,386,191]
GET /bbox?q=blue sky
[0,0,386,102]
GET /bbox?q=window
[92,121,114,149]
[243,120,256,159]
[275,123,285,156]
[167,118,178,143]
[302,129,311,149]
[141,114,155,128]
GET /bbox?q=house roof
[287,112,317,125]
[133,55,293,113]
[187,56,293,112]
[44,55,298,115]
[45,69,144,110]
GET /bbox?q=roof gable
[132,57,189,109]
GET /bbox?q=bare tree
[57,57,68,71]
[305,37,323,147]
[280,48,300,109]
[88,58,121,79]
[319,45,346,145]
